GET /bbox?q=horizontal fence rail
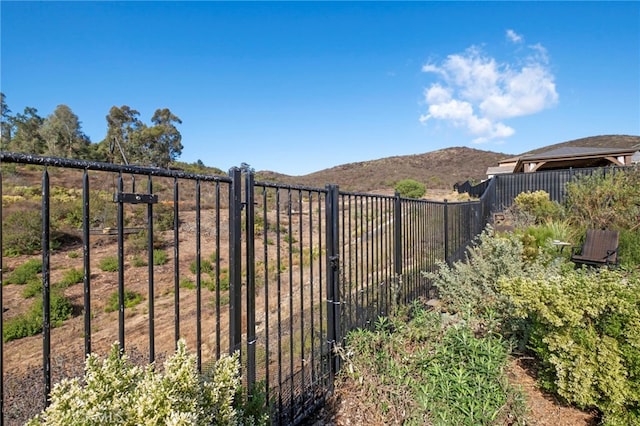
[1,152,489,425]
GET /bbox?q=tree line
[0,93,183,168]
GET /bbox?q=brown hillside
[257,147,510,192]
[256,134,640,193]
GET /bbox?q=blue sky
[2,1,639,175]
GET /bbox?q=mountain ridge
[255,134,640,193]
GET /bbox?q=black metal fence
[0,152,493,425]
[458,165,628,212]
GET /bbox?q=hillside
[257,147,510,192]
[255,134,640,193]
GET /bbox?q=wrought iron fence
[0,152,491,425]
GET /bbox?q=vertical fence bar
[245,171,256,391]
[229,167,242,355]
[261,186,270,394]
[0,166,3,426]
[42,169,51,406]
[443,199,449,266]
[147,176,155,363]
[325,184,340,389]
[173,177,180,349]
[195,179,202,371]
[394,193,402,303]
[82,170,91,356]
[215,181,222,359]
[117,174,125,353]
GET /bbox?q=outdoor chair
[570,229,619,267]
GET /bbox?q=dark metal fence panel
[1,152,494,425]
[461,166,628,214]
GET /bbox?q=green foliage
[5,259,42,285]
[22,278,42,298]
[394,178,426,199]
[2,209,45,256]
[512,190,563,224]
[132,255,147,267]
[58,268,83,287]
[497,268,640,424]
[105,290,143,313]
[423,226,552,317]
[98,256,119,272]
[4,289,73,342]
[565,166,640,231]
[618,229,640,268]
[189,257,214,275]
[27,340,269,425]
[153,249,168,266]
[338,304,526,425]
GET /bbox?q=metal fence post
[244,169,256,391]
[325,184,341,389]
[42,169,51,406]
[229,167,242,355]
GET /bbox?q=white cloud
[506,29,522,43]
[420,33,558,144]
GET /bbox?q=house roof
[512,146,639,173]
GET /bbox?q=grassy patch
[5,259,42,285]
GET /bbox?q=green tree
[1,92,13,149]
[10,107,45,154]
[102,105,143,164]
[395,178,426,199]
[39,104,91,158]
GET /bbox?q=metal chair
[570,229,619,267]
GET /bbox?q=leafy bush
[105,290,143,313]
[395,179,426,199]
[153,249,168,266]
[497,268,640,425]
[58,268,84,287]
[2,209,56,256]
[98,256,119,272]
[27,340,269,425]
[422,226,552,317]
[338,304,525,425]
[189,257,214,275]
[3,289,73,342]
[5,259,42,285]
[512,190,563,224]
[565,166,640,231]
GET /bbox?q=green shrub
[422,226,552,317]
[565,166,640,231]
[2,209,44,256]
[105,290,143,313]
[58,268,83,287]
[189,258,214,275]
[153,249,168,266]
[5,259,42,285]
[512,190,563,224]
[4,289,73,342]
[22,279,42,298]
[395,179,426,199]
[131,255,147,267]
[618,229,640,268]
[98,256,119,272]
[497,268,640,424]
[27,340,269,425]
